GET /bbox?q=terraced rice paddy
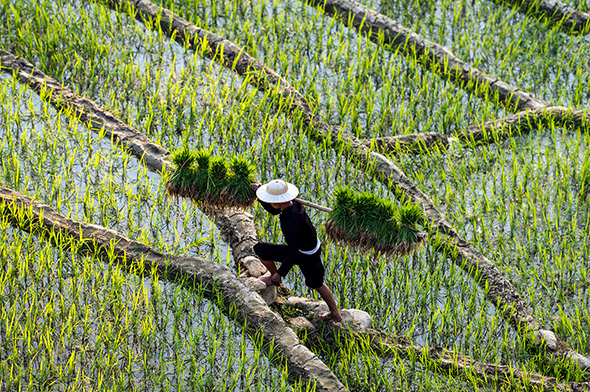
[0,0,589,390]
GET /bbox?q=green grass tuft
[194,149,211,170]
[227,156,257,205]
[208,156,229,198]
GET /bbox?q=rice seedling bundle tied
[324,187,426,256]
[166,147,257,208]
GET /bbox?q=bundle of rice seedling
[207,157,229,202]
[396,201,426,254]
[166,148,256,208]
[323,187,426,256]
[226,156,257,207]
[166,147,198,198]
[193,149,212,200]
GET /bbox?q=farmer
[252,179,343,322]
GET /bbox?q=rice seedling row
[298,0,548,113]
[148,0,509,140]
[0,214,292,390]
[297,0,590,152]
[361,0,589,100]
[368,106,590,156]
[289,300,590,392]
[0,70,295,389]
[398,127,590,364]
[0,49,256,268]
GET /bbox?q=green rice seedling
[193,148,212,199]
[194,148,211,170]
[207,156,229,203]
[226,155,257,207]
[397,201,427,253]
[166,146,197,198]
[324,187,426,256]
[0,220,294,391]
[577,158,590,201]
[167,147,209,200]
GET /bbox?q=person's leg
[258,258,278,286]
[253,243,288,286]
[300,250,342,321]
[315,284,343,322]
[258,258,278,274]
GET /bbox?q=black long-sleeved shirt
[259,200,318,277]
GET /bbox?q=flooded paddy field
[0,0,589,390]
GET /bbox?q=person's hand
[259,275,272,286]
[271,273,282,286]
[251,183,261,192]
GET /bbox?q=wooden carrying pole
[295,198,333,213]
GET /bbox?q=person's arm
[258,200,281,215]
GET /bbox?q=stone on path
[242,255,267,277]
[286,296,372,332]
[241,276,277,305]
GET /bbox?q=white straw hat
[256,179,299,203]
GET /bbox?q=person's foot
[259,275,273,286]
[319,311,343,323]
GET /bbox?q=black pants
[253,242,325,289]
